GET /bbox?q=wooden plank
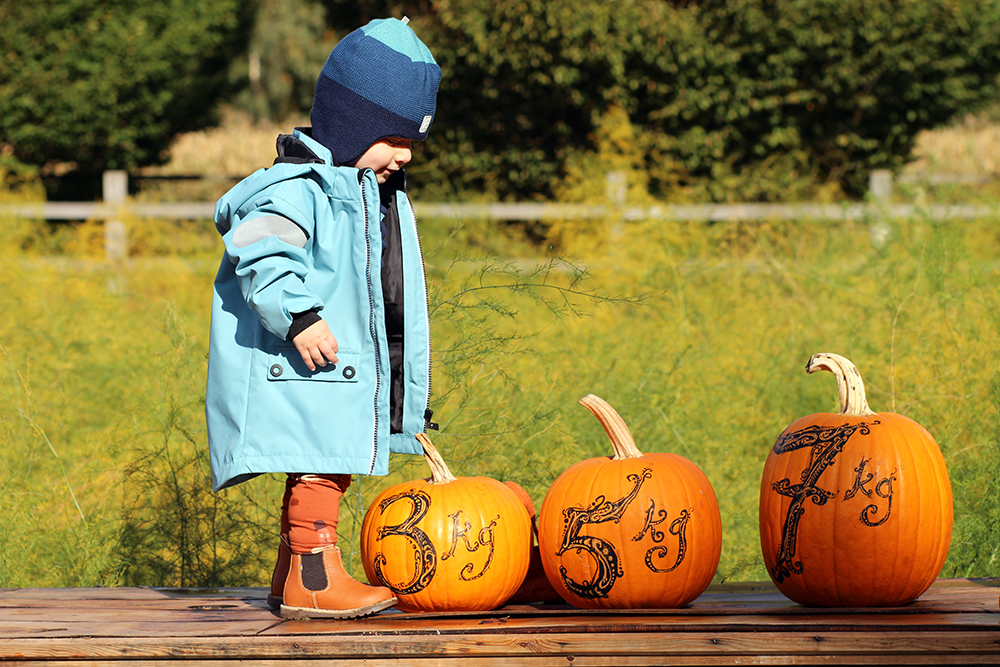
[3,630,1000,660]
[0,587,270,605]
[0,607,274,624]
[0,587,168,600]
[2,606,998,638]
[0,620,280,637]
[4,658,1000,667]
[267,612,1000,634]
[1,580,998,664]
[0,597,271,612]
[5,580,995,618]
[1,591,995,627]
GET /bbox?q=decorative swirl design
[373,490,437,595]
[441,509,500,581]
[861,472,896,527]
[460,519,498,581]
[645,508,690,573]
[769,421,878,583]
[633,498,669,543]
[843,455,875,501]
[442,510,479,559]
[556,468,652,599]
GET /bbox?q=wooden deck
[2,578,999,665]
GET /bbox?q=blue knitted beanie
[311,18,441,167]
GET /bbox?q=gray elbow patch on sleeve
[232,214,308,248]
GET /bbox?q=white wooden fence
[2,170,996,261]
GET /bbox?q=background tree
[317,0,431,33]
[0,0,256,197]
[228,0,333,123]
[650,0,1000,199]
[3,0,999,203]
[414,0,652,201]
[226,0,436,123]
[414,0,1000,202]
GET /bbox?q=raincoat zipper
[360,174,381,475]
[407,200,433,426]
[399,171,433,429]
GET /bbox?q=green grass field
[2,203,1000,588]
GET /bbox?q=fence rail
[2,201,218,220]
[2,170,996,260]
[5,200,997,223]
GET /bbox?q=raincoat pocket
[265,347,361,383]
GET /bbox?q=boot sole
[266,594,282,609]
[279,596,398,620]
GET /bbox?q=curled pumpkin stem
[805,353,876,416]
[416,432,457,484]
[578,394,645,460]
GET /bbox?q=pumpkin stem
[805,353,877,416]
[578,394,645,460]
[416,432,457,484]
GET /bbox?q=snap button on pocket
[269,364,283,378]
[342,366,356,379]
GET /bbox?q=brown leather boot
[266,534,291,609]
[280,546,397,619]
[266,476,296,609]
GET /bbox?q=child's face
[354,137,413,184]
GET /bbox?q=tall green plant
[334,246,645,578]
[6,207,1000,589]
[116,305,277,587]
[0,343,126,587]
[946,374,1000,576]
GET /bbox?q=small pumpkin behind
[503,481,566,605]
[537,394,722,609]
[759,353,953,607]
[360,433,532,612]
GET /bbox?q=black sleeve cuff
[287,310,322,341]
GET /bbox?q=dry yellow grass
[140,108,308,178]
[905,113,1000,177]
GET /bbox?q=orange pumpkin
[759,353,953,607]
[537,394,722,609]
[360,433,532,612]
[503,480,566,605]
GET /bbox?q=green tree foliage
[317,0,429,33]
[226,0,434,122]
[4,0,998,203]
[416,0,1000,201]
[417,0,652,201]
[666,0,1000,198]
[0,0,256,178]
[229,0,334,122]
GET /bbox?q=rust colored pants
[282,473,353,554]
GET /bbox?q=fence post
[606,171,626,240]
[869,169,893,202]
[103,170,128,262]
[867,169,893,248]
[606,171,626,206]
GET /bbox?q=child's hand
[292,320,339,371]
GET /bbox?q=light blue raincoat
[206,130,430,492]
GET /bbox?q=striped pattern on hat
[310,18,441,167]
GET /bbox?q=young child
[205,17,441,620]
